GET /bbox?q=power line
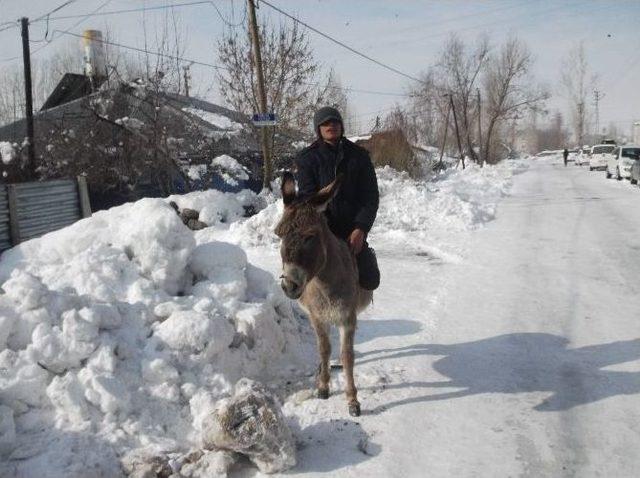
[32,0,79,23]
[54,30,412,98]
[31,0,213,22]
[57,30,228,71]
[0,0,80,33]
[258,0,426,85]
[0,0,113,62]
[32,0,114,54]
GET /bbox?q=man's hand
[348,228,366,255]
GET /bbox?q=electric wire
[257,0,426,85]
[55,30,413,97]
[31,1,214,22]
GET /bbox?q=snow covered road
[278,160,640,477]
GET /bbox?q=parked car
[567,148,579,162]
[631,158,640,185]
[589,144,616,171]
[575,145,591,166]
[605,145,640,180]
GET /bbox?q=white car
[605,145,640,180]
[589,144,616,171]
[575,146,591,166]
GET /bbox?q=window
[621,148,640,159]
[593,145,615,154]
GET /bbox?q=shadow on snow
[356,333,640,413]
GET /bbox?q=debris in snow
[201,379,297,474]
[178,449,237,478]
[169,201,208,230]
[0,142,15,165]
[121,451,173,478]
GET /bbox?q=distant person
[294,106,380,290]
[563,148,569,167]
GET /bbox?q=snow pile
[370,162,526,255]
[0,197,314,477]
[183,107,244,132]
[1,142,16,165]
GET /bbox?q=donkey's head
[274,172,342,299]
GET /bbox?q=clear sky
[1,0,639,138]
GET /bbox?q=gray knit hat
[313,106,343,135]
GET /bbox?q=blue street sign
[252,113,278,126]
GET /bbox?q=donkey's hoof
[348,402,361,417]
[317,389,329,400]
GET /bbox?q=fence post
[7,184,21,246]
[76,176,92,218]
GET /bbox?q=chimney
[82,30,106,88]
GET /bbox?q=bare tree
[482,36,548,164]
[216,19,324,155]
[410,34,489,162]
[560,42,597,147]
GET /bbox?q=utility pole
[476,88,483,167]
[437,101,451,171]
[577,101,584,146]
[183,65,191,98]
[449,94,465,170]
[247,0,272,189]
[593,89,604,139]
[21,17,36,177]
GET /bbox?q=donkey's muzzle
[281,277,303,299]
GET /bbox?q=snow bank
[371,161,527,256]
[0,196,313,477]
[223,161,527,256]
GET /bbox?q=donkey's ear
[281,171,297,206]
[308,174,343,212]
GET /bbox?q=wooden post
[449,94,465,169]
[7,184,21,246]
[21,17,36,177]
[247,0,272,189]
[76,176,92,218]
[437,102,451,171]
[477,88,483,167]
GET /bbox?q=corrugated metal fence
[0,177,91,254]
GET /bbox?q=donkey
[275,172,373,417]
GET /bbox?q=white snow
[0,142,16,165]
[0,195,313,476]
[211,154,249,186]
[7,157,634,477]
[183,107,244,132]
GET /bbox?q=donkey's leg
[312,319,331,399]
[340,321,360,416]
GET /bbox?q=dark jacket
[295,137,379,240]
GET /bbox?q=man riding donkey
[275,106,380,416]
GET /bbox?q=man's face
[319,119,342,143]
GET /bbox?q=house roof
[40,73,103,111]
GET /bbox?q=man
[294,106,380,290]
[563,148,569,167]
